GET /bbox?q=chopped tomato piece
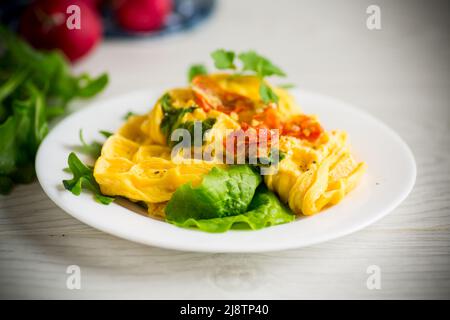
[192,75,254,115]
[192,75,323,142]
[253,105,282,130]
[282,115,323,141]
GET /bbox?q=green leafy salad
[0,27,108,194]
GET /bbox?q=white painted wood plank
[0,0,449,299]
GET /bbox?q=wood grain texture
[0,0,449,299]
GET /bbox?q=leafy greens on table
[0,26,108,194]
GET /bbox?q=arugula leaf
[10,162,35,184]
[173,118,216,146]
[160,92,173,113]
[63,152,114,204]
[211,49,236,70]
[278,83,296,89]
[0,84,49,193]
[0,104,7,123]
[259,82,279,104]
[75,128,112,158]
[0,69,27,103]
[188,64,208,82]
[76,129,103,158]
[238,51,286,77]
[0,28,108,103]
[0,26,108,193]
[27,83,49,152]
[123,111,137,120]
[0,116,18,175]
[0,175,13,194]
[99,130,113,138]
[76,73,109,98]
[159,93,197,143]
[45,106,66,119]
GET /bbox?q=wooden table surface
[1,0,449,299]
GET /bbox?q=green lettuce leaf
[168,185,295,233]
[165,165,262,221]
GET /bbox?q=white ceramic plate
[36,89,416,252]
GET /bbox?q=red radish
[19,0,103,62]
[115,0,173,32]
[79,0,104,10]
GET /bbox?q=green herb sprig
[123,111,138,120]
[175,118,217,146]
[187,49,286,104]
[75,129,113,159]
[187,64,208,82]
[63,152,114,205]
[62,129,114,203]
[160,93,197,143]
